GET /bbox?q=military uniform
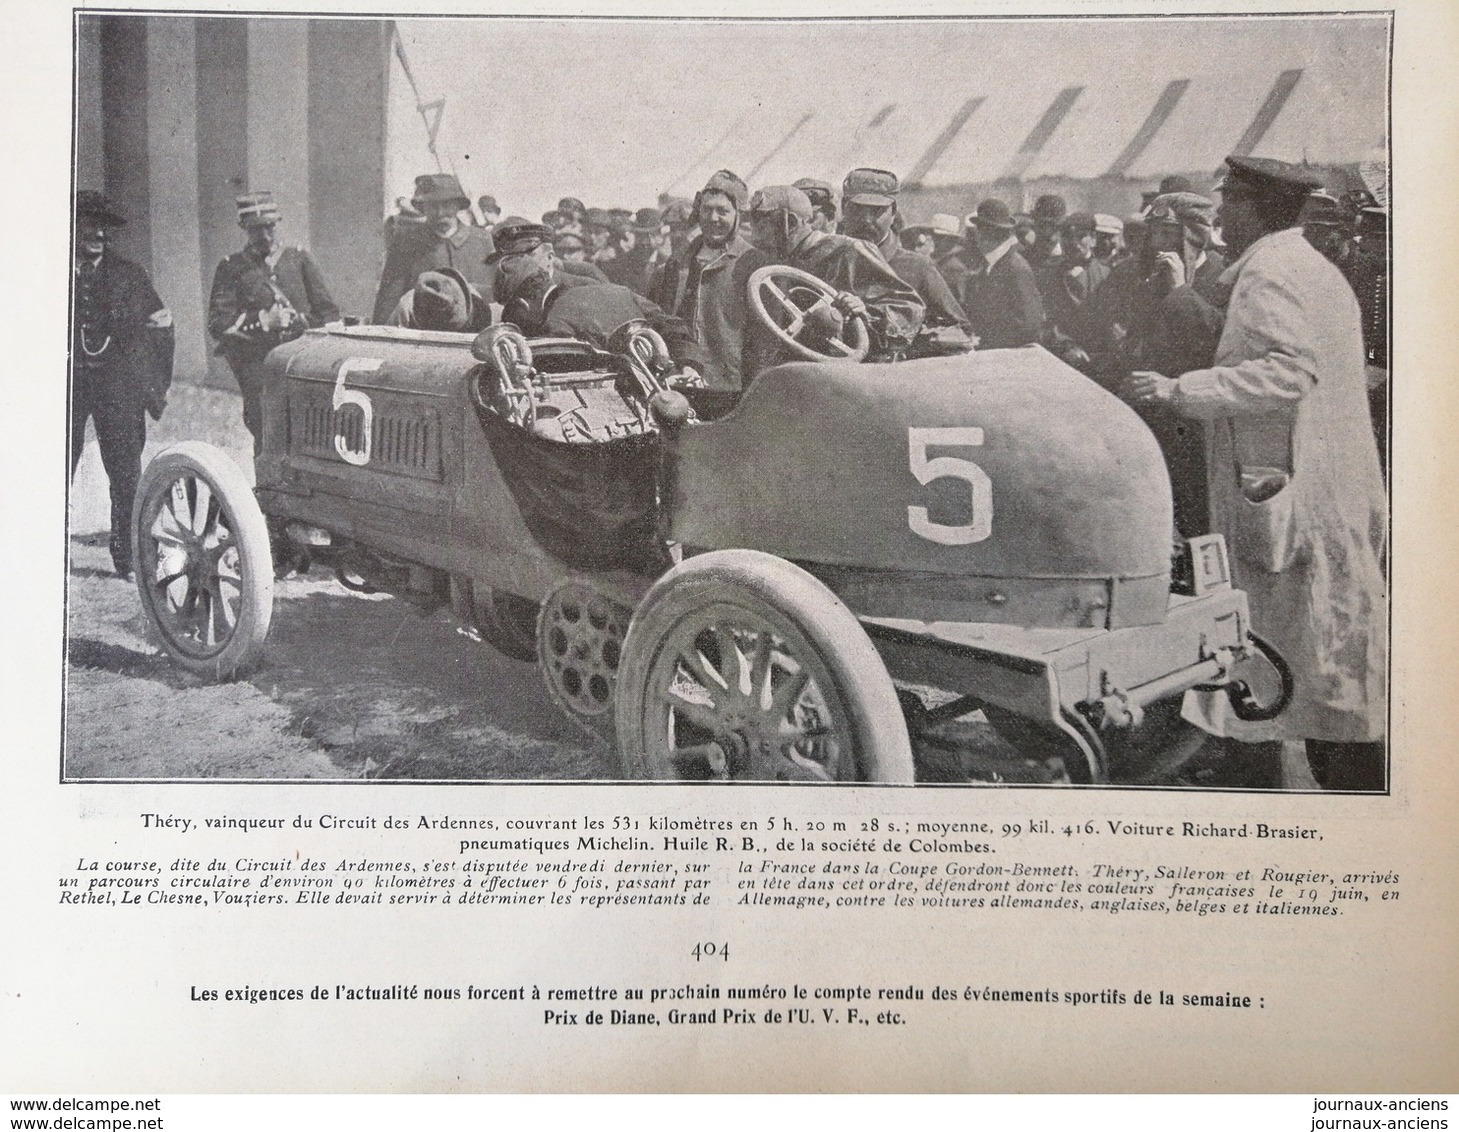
[208,242,339,453]
[70,193,174,576]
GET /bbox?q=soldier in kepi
[71,190,175,579]
[371,173,494,321]
[207,191,339,456]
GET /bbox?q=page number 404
[692,942,729,961]
[906,427,993,545]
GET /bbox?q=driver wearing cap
[744,184,924,361]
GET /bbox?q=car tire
[131,441,273,681]
[614,549,914,783]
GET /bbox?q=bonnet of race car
[668,348,1176,630]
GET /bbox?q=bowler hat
[634,207,664,232]
[76,190,126,227]
[558,197,587,218]
[1061,211,1097,237]
[1158,174,1194,196]
[487,216,553,262]
[843,168,899,206]
[412,173,470,210]
[969,199,1016,231]
[236,190,281,228]
[478,195,500,215]
[1031,194,1067,224]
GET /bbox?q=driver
[744,185,924,362]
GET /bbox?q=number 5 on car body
[906,427,992,545]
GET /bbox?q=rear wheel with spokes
[131,442,273,680]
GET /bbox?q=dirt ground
[63,381,1314,788]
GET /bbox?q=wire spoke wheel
[131,442,273,680]
[615,550,912,783]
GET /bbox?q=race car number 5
[906,427,992,545]
[333,357,381,466]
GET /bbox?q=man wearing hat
[490,216,608,287]
[1038,210,1111,371]
[744,184,924,363]
[477,194,501,232]
[371,173,494,323]
[652,170,764,399]
[792,178,838,234]
[840,169,968,342]
[1092,214,1124,266]
[71,190,175,578]
[492,256,705,377]
[1131,155,1387,791]
[598,209,664,296]
[1299,190,1353,269]
[1023,193,1068,273]
[958,198,1045,350]
[208,190,338,455]
[384,268,489,333]
[903,213,970,295]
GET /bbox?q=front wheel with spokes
[614,550,913,783]
[131,442,274,680]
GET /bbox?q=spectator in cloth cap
[745,184,924,361]
[385,268,489,332]
[373,173,494,322]
[1131,156,1387,792]
[793,178,838,233]
[840,169,968,344]
[958,199,1045,350]
[651,169,764,403]
[477,195,501,230]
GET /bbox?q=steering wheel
[747,265,870,363]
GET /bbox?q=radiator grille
[293,398,442,481]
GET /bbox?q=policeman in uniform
[71,190,174,578]
[207,191,339,455]
[372,174,494,322]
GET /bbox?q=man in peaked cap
[745,184,924,362]
[839,169,968,345]
[71,190,175,578]
[1131,155,1387,791]
[208,190,338,457]
[651,170,764,402]
[792,178,838,234]
[490,215,609,286]
[372,173,494,323]
[958,198,1045,350]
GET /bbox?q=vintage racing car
[130,266,1289,784]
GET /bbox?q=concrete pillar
[308,20,389,321]
[75,18,105,192]
[146,17,208,384]
[100,17,151,271]
[246,19,311,249]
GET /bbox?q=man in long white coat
[1131,156,1387,791]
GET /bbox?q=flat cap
[843,168,899,206]
[1219,156,1324,198]
[1093,213,1124,235]
[1061,211,1097,236]
[1147,191,1216,229]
